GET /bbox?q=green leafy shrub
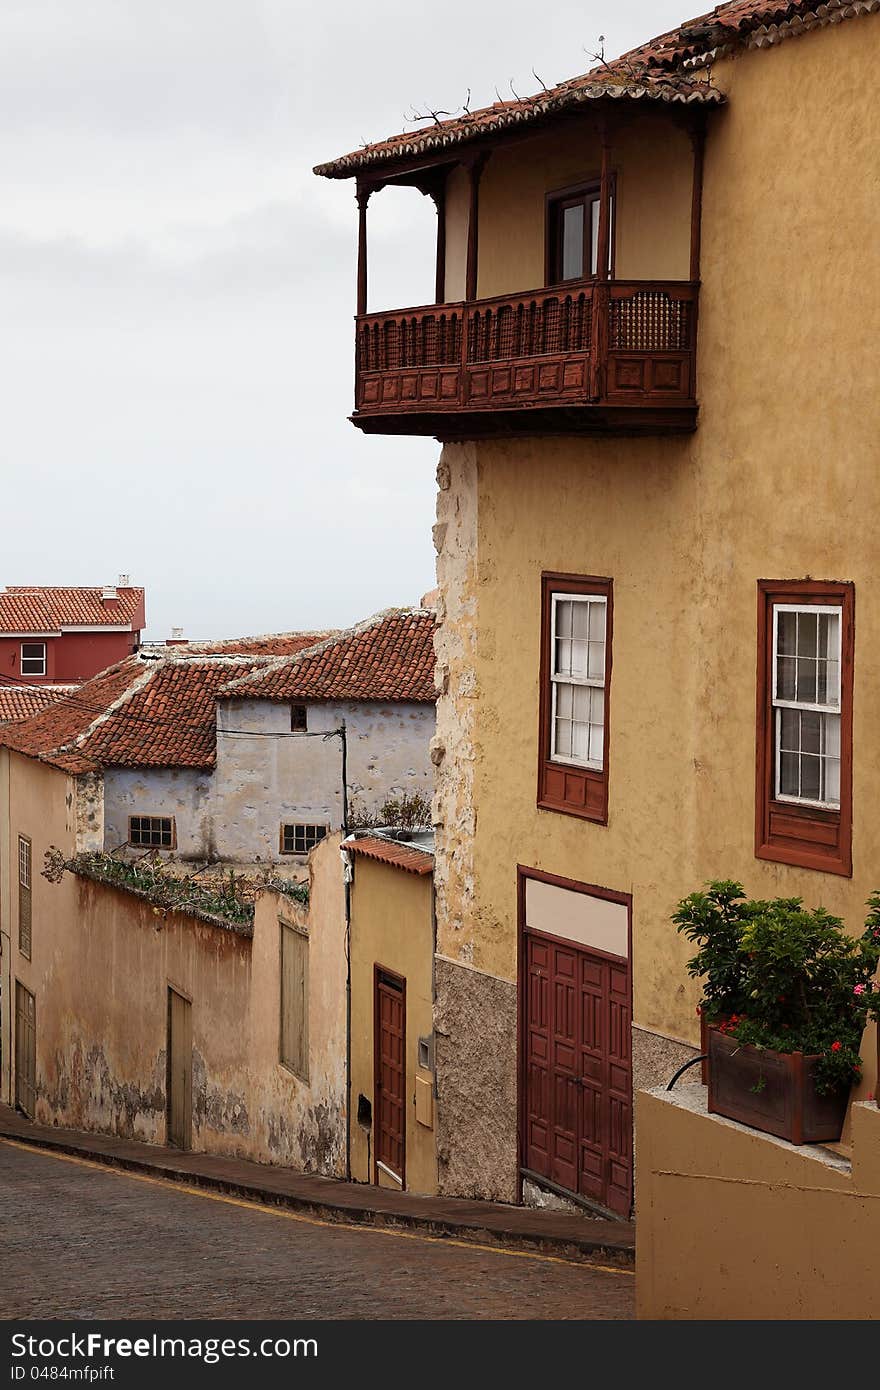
[674,881,880,1094]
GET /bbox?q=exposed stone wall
[431,443,479,961]
[433,954,517,1202]
[74,770,105,854]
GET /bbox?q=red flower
[831,1041,842,1052]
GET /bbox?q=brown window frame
[545,177,615,286]
[128,815,176,849]
[18,834,32,960]
[537,572,613,824]
[755,579,854,876]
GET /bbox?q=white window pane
[587,640,604,681]
[819,658,839,707]
[572,601,589,640]
[590,687,605,725]
[795,657,817,704]
[555,600,573,638]
[777,656,796,701]
[554,718,571,758]
[572,684,590,721]
[800,754,821,802]
[797,611,818,659]
[777,610,797,656]
[570,639,588,677]
[588,602,605,643]
[779,707,799,752]
[562,204,585,280]
[800,709,821,755]
[823,713,841,758]
[555,637,571,676]
[589,721,604,765]
[571,720,589,761]
[825,755,841,806]
[779,750,799,798]
[557,682,573,718]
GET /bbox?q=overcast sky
[1,0,688,640]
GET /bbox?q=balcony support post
[464,154,487,302]
[430,180,447,304]
[596,117,613,282]
[356,183,372,317]
[689,117,706,282]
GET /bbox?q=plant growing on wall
[675,881,880,1094]
[42,848,308,927]
[347,790,432,832]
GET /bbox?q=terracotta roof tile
[0,686,76,725]
[0,658,145,772]
[315,1,876,180]
[219,610,436,704]
[169,632,332,657]
[347,836,434,875]
[0,586,145,632]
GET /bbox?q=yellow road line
[0,1135,634,1277]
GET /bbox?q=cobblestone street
[0,1139,633,1320]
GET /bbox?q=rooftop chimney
[167,627,187,646]
[102,585,118,603]
[118,573,131,588]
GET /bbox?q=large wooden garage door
[523,929,632,1216]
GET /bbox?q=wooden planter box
[707,1028,849,1144]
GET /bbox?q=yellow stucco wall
[637,1087,880,1319]
[349,853,437,1195]
[468,115,693,298]
[437,15,880,1060]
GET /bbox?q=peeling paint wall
[101,699,434,863]
[5,752,348,1175]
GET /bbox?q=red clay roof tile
[347,836,434,876]
[315,2,875,180]
[0,686,76,724]
[0,586,145,632]
[219,610,436,705]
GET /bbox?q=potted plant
[674,882,880,1143]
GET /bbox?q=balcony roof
[314,72,722,182]
[315,0,880,182]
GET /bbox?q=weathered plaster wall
[10,763,348,1173]
[637,1087,880,1320]
[102,699,434,863]
[431,16,880,1201]
[0,747,11,1104]
[103,766,216,860]
[349,855,437,1195]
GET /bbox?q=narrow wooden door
[14,982,36,1118]
[167,988,192,1150]
[374,969,406,1184]
[524,931,632,1216]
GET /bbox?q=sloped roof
[347,835,434,876]
[0,586,145,632]
[0,658,147,772]
[164,631,333,657]
[219,609,437,705]
[0,631,331,773]
[0,685,76,725]
[315,1,876,179]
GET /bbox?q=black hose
[666,1055,707,1090]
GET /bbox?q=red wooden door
[524,931,631,1216]
[375,969,406,1184]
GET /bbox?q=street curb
[0,1124,635,1269]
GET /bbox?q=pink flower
[854,984,866,996]
[831,1041,842,1052]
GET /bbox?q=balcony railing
[353,279,698,437]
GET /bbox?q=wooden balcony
[352,279,699,438]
